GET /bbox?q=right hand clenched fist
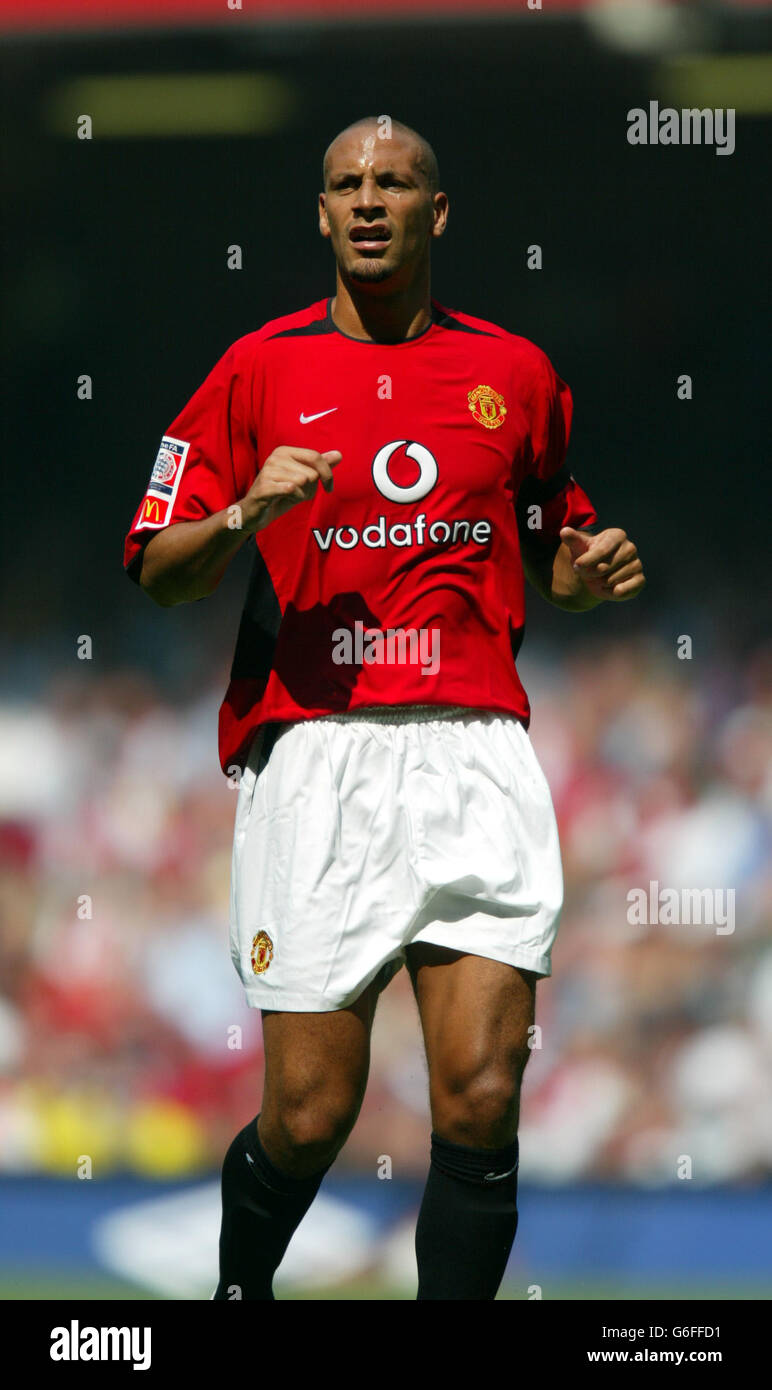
[239,446,342,533]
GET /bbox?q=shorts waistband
[314,704,472,726]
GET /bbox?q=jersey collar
[325,297,442,345]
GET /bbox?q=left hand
[560,526,646,602]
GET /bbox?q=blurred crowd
[0,632,770,1184]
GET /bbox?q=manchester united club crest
[251,931,274,975]
[468,384,507,430]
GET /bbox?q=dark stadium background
[1,0,770,1299]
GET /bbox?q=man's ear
[318,192,330,238]
[432,192,449,239]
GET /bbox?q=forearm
[135,446,341,607]
[139,504,256,606]
[522,536,602,611]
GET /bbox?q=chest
[256,341,531,508]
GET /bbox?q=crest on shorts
[251,930,274,975]
[468,384,507,430]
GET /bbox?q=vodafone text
[50,1322,151,1371]
[312,513,492,552]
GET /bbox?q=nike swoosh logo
[299,407,338,423]
[244,1146,285,1196]
[483,1160,520,1183]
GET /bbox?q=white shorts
[229,708,564,1011]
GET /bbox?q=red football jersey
[124,297,598,774]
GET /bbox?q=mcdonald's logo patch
[142,497,163,524]
[136,435,190,528]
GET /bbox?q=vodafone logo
[372,440,438,504]
[310,436,493,554]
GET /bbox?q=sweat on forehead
[322,118,440,193]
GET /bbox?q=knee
[282,1094,355,1155]
[262,1078,360,1173]
[431,1048,530,1147]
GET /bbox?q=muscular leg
[406,943,537,1299]
[214,976,381,1300]
[408,944,536,1144]
[258,977,380,1173]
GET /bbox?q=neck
[330,267,432,344]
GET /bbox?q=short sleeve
[123,339,258,582]
[515,349,597,547]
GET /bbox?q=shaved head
[323,116,440,196]
[318,113,448,308]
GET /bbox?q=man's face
[319,127,446,287]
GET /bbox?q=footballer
[124,116,645,1300]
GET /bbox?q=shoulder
[431,300,560,383]
[226,299,329,359]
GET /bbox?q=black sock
[415,1132,520,1300]
[213,1114,330,1301]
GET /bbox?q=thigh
[406,943,538,1129]
[259,973,382,1155]
[261,976,380,1094]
